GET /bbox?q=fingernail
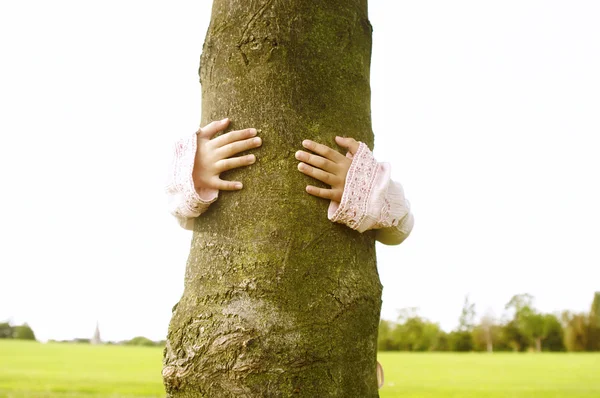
[249,128,257,136]
[302,140,311,147]
[297,163,304,171]
[295,150,303,159]
[234,182,243,189]
[249,154,256,163]
[254,137,262,145]
[222,117,229,122]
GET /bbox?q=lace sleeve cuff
[327,142,379,231]
[165,131,218,221]
[328,142,412,237]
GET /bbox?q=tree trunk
[485,326,493,353]
[163,1,381,397]
[535,337,542,352]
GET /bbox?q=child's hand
[193,118,262,192]
[295,136,360,202]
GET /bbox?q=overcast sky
[1,1,599,342]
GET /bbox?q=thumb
[198,118,230,139]
[335,136,360,155]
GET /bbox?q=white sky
[1,1,599,342]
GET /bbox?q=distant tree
[126,336,158,347]
[591,292,600,322]
[0,322,13,339]
[458,296,476,332]
[473,311,503,352]
[12,324,35,341]
[588,292,600,351]
[505,293,554,352]
[435,331,450,352]
[472,326,487,352]
[479,311,495,352]
[517,307,546,352]
[447,296,475,352]
[392,308,442,351]
[562,311,588,352]
[502,319,528,352]
[505,293,534,315]
[476,323,513,352]
[377,319,398,351]
[419,322,444,351]
[447,331,473,352]
[541,314,565,352]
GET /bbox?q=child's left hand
[295,136,360,202]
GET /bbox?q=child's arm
[295,137,413,245]
[166,118,262,230]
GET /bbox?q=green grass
[1,340,599,397]
[0,340,163,398]
[377,352,600,398]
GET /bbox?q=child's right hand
[192,118,262,193]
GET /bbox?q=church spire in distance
[91,322,101,345]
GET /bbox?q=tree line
[4,291,599,353]
[0,321,165,347]
[0,322,35,340]
[47,336,167,347]
[378,292,600,352]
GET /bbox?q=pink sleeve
[327,142,414,245]
[165,131,218,230]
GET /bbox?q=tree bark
[163,1,381,397]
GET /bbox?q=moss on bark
[164,1,381,396]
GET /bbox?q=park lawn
[0,340,163,398]
[1,340,600,397]
[377,352,600,398]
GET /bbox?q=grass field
[1,340,599,397]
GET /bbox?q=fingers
[305,185,341,202]
[198,118,230,139]
[297,161,343,202]
[297,162,337,186]
[302,140,347,163]
[217,136,262,159]
[211,128,258,148]
[212,178,243,191]
[295,150,338,173]
[335,136,360,155]
[215,154,256,173]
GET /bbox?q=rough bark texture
[164,1,381,396]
